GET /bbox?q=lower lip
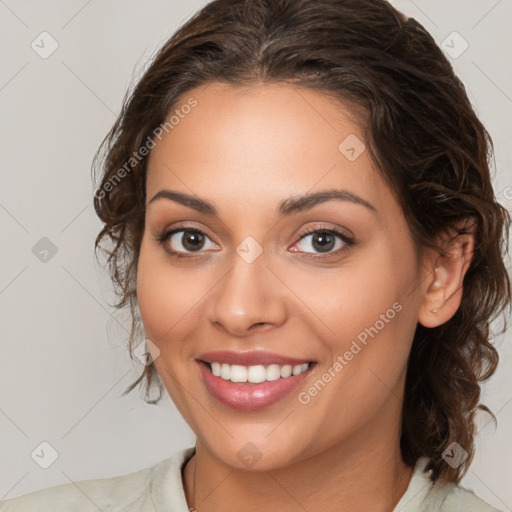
[198,361,315,411]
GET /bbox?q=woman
[2,0,509,510]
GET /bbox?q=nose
[209,251,288,337]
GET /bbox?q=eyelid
[289,222,353,244]
[155,223,220,257]
[298,224,353,240]
[170,229,219,251]
[158,221,217,242]
[156,222,355,258]
[288,225,354,255]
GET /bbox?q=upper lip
[197,350,314,366]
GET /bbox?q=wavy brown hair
[92,0,511,482]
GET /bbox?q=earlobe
[418,220,476,329]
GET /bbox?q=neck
[183,419,414,512]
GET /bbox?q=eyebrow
[148,188,377,217]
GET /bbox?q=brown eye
[180,231,205,251]
[164,229,219,254]
[310,232,336,252]
[292,229,351,255]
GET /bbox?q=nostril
[249,322,271,331]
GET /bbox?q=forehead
[146,82,393,215]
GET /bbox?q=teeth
[248,365,266,383]
[211,362,221,377]
[266,364,281,381]
[221,363,231,380]
[280,365,292,378]
[207,361,311,383]
[231,365,247,383]
[292,364,301,376]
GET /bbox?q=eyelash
[296,226,354,259]
[155,224,355,259]
[155,226,213,260]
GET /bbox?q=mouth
[202,360,312,383]
[196,351,317,411]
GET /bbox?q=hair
[92,0,510,483]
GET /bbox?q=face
[137,82,426,471]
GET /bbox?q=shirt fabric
[0,447,502,511]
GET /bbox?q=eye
[157,228,219,255]
[290,228,354,255]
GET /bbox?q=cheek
[292,235,418,385]
[136,253,173,341]
[136,237,223,367]
[291,239,414,339]
[136,238,200,339]
[136,241,202,412]
[288,255,416,442]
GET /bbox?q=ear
[418,218,477,329]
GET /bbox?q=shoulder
[395,458,503,512]
[0,447,195,512]
[436,482,503,512]
[0,467,153,512]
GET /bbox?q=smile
[208,362,311,383]
[196,351,317,411]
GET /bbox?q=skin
[136,82,474,512]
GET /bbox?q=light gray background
[1,0,511,508]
